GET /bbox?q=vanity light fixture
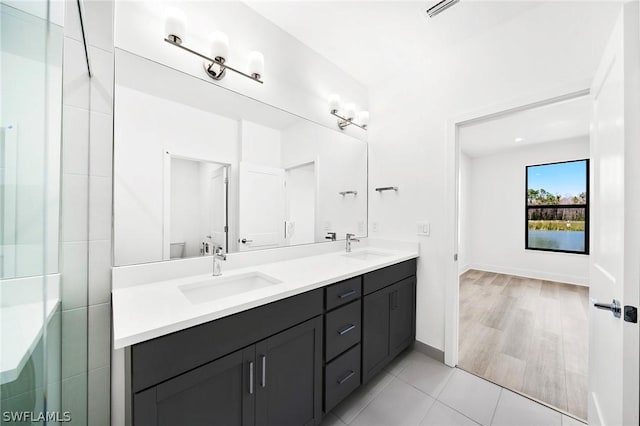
[328,94,369,131]
[164,8,264,84]
[426,0,460,18]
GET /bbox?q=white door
[238,162,285,251]
[209,166,228,252]
[588,3,639,426]
[285,162,316,246]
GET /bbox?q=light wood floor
[458,270,589,420]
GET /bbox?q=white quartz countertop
[112,247,418,349]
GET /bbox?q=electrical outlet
[372,222,379,233]
[417,221,430,236]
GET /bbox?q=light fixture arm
[331,110,367,131]
[164,37,263,84]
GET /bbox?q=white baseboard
[458,264,471,276]
[467,263,589,286]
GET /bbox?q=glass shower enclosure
[1,0,70,423]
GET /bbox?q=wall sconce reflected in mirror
[164,7,264,84]
[328,94,368,131]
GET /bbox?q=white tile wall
[88,303,111,370]
[83,0,114,53]
[88,46,114,114]
[61,173,88,242]
[62,38,90,110]
[61,308,87,379]
[88,366,111,426]
[61,0,114,424]
[62,106,90,175]
[88,239,112,305]
[88,176,112,241]
[61,241,88,310]
[89,111,113,177]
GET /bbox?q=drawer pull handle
[338,290,356,299]
[338,324,356,335]
[337,370,355,385]
[249,361,254,394]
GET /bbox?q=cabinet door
[362,286,391,383]
[134,346,255,426]
[389,277,416,357]
[255,316,323,426]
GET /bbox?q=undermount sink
[179,272,282,304]
[342,250,392,261]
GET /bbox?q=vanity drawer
[325,300,361,361]
[326,277,362,311]
[325,344,361,412]
[363,259,416,295]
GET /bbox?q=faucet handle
[214,245,227,258]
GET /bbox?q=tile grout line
[335,372,396,425]
[488,388,503,426]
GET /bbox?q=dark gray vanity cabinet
[323,277,363,413]
[362,260,417,384]
[131,289,324,426]
[134,346,256,426]
[255,317,323,426]
[129,258,416,426]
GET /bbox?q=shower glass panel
[0,1,64,423]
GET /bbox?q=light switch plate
[417,221,430,236]
[372,222,379,233]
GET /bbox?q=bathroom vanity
[113,248,417,425]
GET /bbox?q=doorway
[454,94,592,420]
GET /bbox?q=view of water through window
[526,159,588,253]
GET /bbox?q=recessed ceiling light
[515,137,524,142]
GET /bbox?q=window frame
[525,158,590,255]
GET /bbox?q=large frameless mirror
[113,49,368,266]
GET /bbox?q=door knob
[593,299,622,318]
[240,238,253,244]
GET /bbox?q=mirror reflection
[114,49,367,266]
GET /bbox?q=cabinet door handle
[338,324,356,335]
[337,370,355,385]
[261,355,266,388]
[338,289,356,299]
[249,361,254,394]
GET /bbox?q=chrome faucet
[345,233,360,253]
[213,245,227,276]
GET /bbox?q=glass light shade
[165,7,187,41]
[358,111,370,126]
[248,51,265,76]
[328,94,341,112]
[209,31,229,60]
[344,103,356,120]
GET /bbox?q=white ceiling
[458,96,592,158]
[244,1,620,88]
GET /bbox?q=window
[526,159,589,254]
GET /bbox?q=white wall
[286,164,316,245]
[241,121,282,168]
[367,3,620,351]
[114,1,368,141]
[113,84,239,265]
[461,137,590,285]
[281,120,368,240]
